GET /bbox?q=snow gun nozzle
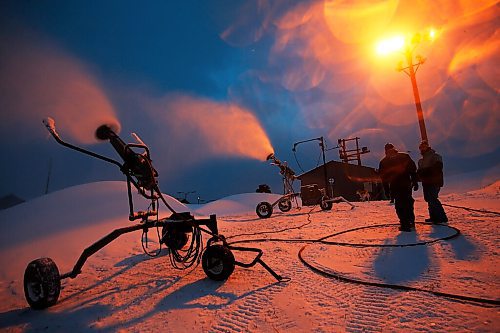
[267,153,281,165]
[42,117,60,139]
[95,124,130,164]
[95,125,131,164]
[95,124,121,141]
[95,124,158,191]
[266,153,296,179]
[95,124,112,140]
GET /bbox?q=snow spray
[0,34,119,144]
[153,94,274,161]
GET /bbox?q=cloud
[220,0,499,158]
[134,93,274,173]
[0,31,119,145]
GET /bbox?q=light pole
[398,34,428,143]
[376,30,437,144]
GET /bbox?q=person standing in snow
[417,140,448,224]
[382,182,395,204]
[378,143,419,232]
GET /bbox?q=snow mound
[0,181,188,250]
[0,180,498,332]
[467,180,500,196]
[0,181,189,283]
[190,192,283,216]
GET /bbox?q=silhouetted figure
[256,184,272,193]
[417,140,448,224]
[383,182,394,204]
[378,143,419,232]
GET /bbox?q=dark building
[297,160,385,202]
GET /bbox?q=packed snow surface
[0,180,499,332]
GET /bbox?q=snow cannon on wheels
[24,118,284,310]
[256,153,301,218]
[256,137,354,219]
[255,153,333,218]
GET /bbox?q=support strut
[228,245,285,282]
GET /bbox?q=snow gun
[256,140,354,218]
[255,153,304,218]
[23,118,284,310]
[266,153,297,183]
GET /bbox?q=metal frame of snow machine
[23,118,283,310]
[255,153,334,218]
[255,137,354,219]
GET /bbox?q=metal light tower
[377,30,437,144]
[397,33,428,143]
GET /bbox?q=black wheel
[278,199,292,212]
[320,196,333,211]
[202,245,235,281]
[161,227,189,250]
[256,201,273,218]
[24,258,61,310]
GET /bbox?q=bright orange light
[429,28,436,40]
[375,36,405,56]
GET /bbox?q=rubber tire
[202,245,235,281]
[162,228,189,250]
[24,257,61,310]
[320,196,333,211]
[278,199,292,212]
[256,201,273,218]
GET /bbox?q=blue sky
[1,0,498,202]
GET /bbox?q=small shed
[297,161,385,202]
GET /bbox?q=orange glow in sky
[0,35,120,145]
[146,93,274,164]
[375,36,405,55]
[221,0,498,160]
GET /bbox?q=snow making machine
[23,118,283,310]
[255,152,334,218]
[255,136,354,219]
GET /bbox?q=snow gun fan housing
[95,124,157,191]
[267,153,296,180]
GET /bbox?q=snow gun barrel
[95,124,130,162]
[266,153,296,180]
[95,124,158,191]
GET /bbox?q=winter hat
[384,143,395,151]
[419,140,430,151]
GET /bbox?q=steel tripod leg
[257,258,284,282]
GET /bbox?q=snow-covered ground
[0,180,498,332]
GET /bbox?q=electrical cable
[141,227,163,257]
[292,140,325,172]
[226,219,499,307]
[293,148,306,173]
[225,206,316,240]
[141,199,163,257]
[169,226,203,270]
[298,244,499,307]
[442,203,500,216]
[315,151,322,168]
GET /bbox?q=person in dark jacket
[378,143,419,231]
[417,140,448,223]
